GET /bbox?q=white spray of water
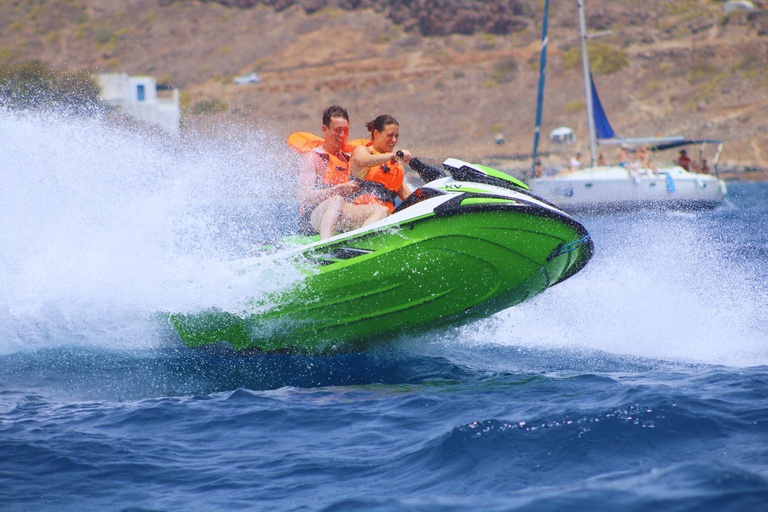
[0,109,303,354]
[3,109,765,366]
[464,211,768,367]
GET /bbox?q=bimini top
[648,139,723,152]
[596,137,722,152]
[597,136,685,146]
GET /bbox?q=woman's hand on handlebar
[394,150,412,164]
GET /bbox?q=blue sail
[590,73,615,140]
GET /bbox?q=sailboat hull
[530,166,727,212]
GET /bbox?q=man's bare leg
[310,195,344,239]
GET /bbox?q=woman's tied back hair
[365,115,399,138]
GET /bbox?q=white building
[98,73,180,136]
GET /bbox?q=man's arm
[299,152,330,208]
[299,151,359,207]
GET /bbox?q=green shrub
[157,75,175,87]
[562,47,581,70]
[645,80,663,94]
[45,31,61,44]
[93,25,113,45]
[589,43,629,74]
[179,90,193,111]
[479,33,496,49]
[320,6,341,19]
[562,42,629,74]
[492,59,518,82]
[695,75,725,101]
[104,57,120,70]
[0,59,101,111]
[566,100,585,114]
[661,0,697,16]
[731,49,763,73]
[0,48,19,63]
[190,98,229,115]
[689,60,720,82]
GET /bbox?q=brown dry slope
[1,0,768,173]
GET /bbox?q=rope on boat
[547,235,591,261]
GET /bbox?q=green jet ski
[171,157,594,355]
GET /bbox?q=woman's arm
[350,146,396,179]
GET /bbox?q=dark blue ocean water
[2,112,767,511]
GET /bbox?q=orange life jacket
[353,147,404,214]
[311,147,350,187]
[299,148,351,215]
[287,131,369,154]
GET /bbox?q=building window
[137,84,145,102]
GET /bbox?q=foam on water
[1,109,303,354]
[468,208,768,367]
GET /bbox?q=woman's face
[374,124,399,152]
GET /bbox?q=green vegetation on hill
[0,60,101,111]
[562,42,629,75]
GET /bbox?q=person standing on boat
[597,152,607,166]
[349,115,413,221]
[638,144,658,176]
[678,149,694,172]
[617,143,631,167]
[569,152,582,171]
[678,148,701,173]
[298,105,385,239]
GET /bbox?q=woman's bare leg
[338,204,390,232]
[362,205,390,226]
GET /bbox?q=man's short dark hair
[322,105,349,127]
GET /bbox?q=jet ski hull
[172,202,592,355]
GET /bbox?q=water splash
[467,209,768,367]
[3,109,766,367]
[0,109,303,354]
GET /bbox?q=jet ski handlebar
[397,151,447,183]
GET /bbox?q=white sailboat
[528,0,727,212]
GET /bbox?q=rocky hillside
[2,0,768,174]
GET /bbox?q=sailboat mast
[531,0,550,173]
[578,0,597,167]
